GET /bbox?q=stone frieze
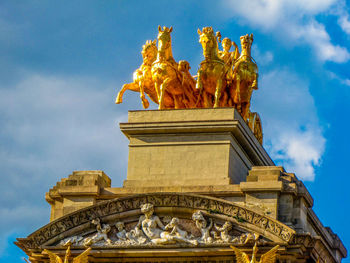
[16,193,295,250]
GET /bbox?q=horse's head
[142,39,157,64]
[240,34,254,56]
[198,27,219,60]
[178,60,190,72]
[157,26,173,55]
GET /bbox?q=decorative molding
[16,193,295,250]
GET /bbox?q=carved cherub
[211,221,234,242]
[163,217,198,245]
[240,232,260,244]
[59,236,83,246]
[192,211,213,243]
[83,218,112,246]
[115,221,127,241]
[125,225,147,244]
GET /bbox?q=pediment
[17,193,295,251]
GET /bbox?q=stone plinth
[120,108,274,188]
[46,170,111,221]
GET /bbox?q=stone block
[46,170,111,221]
[120,108,274,188]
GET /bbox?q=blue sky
[0,0,349,262]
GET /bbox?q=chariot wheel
[247,111,263,144]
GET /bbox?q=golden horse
[115,40,158,109]
[232,34,258,120]
[151,26,197,109]
[196,27,229,108]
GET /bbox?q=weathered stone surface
[121,108,273,188]
[46,170,111,221]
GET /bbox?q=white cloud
[252,45,274,65]
[252,69,325,181]
[343,78,350,86]
[338,14,350,34]
[221,0,350,63]
[0,73,130,256]
[329,0,350,35]
[326,70,350,87]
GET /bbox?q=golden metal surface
[43,245,91,263]
[116,40,158,109]
[230,242,280,263]
[115,26,262,143]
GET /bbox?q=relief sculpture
[54,203,273,248]
[82,218,112,246]
[17,194,295,250]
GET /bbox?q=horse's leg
[174,95,180,109]
[220,91,228,107]
[138,81,150,109]
[202,92,211,108]
[148,90,159,104]
[159,78,171,110]
[234,76,242,114]
[116,83,139,104]
[214,78,223,108]
[196,70,203,92]
[154,82,161,105]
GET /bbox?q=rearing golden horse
[196,27,229,108]
[115,40,158,109]
[152,26,197,109]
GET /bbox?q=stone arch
[17,193,295,249]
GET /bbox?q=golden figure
[43,245,91,263]
[116,40,158,109]
[230,242,279,263]
[232,34,258,121]
[218,37,239,70]
[116,26,263,144]
[178,60,201,108]
[196,27,229,108]
[152,26,197,109]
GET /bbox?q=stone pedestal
[45,170,111,221]
[120,108,274,188]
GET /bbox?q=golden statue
[218,37,239,86]
[232,34,258,121]
[115,26,263,144]
[116,40,158,109]
[152,26,198,109]
[43,244,91,263]
[230,242,279,263]
[196,27,229,108]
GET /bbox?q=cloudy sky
[1,1,349,262]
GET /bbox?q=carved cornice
[16,193,295,251]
